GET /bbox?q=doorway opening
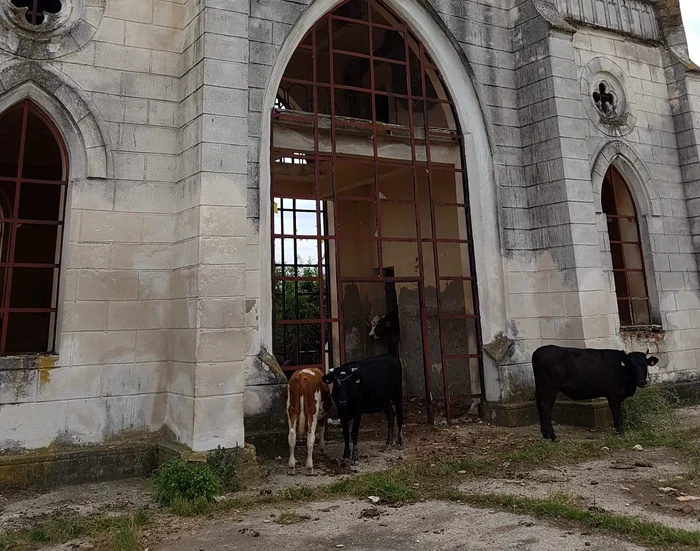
[270,0,482,423]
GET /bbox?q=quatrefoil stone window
[581,58,636,137]
[593,81,617,118]
[10,0,61,25]
[0,0,102,59]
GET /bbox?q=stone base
[0,437,192,494]
[481,400,539,427]
[483,398,613,429]
[0,438,261,494]
[672,380,700,403]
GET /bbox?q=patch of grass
[152,458,220,507]
[504,438,608,468]
[454,491,700,549]
[0,510,151,551]
[170,496,216,517]
[327,469,418,503]
[206,446,241,493]
[110,513,146,551]
[622,385,680,431]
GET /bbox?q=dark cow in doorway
[369,307,400,358]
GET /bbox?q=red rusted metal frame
[312,23,331,374]
[416,40,453,423]
[327,11,347,367]
[401,19,434,423]
[270,0,484,416]
[26,0,41,24]
[606,168,651,325]
[0,103,29,352]
[0,101,67,354]
[0,177,67,185]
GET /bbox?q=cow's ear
[646,356,659,366]
[321,373,334,384]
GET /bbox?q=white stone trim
[258,0,507,363]
[0,61,112,179]
[590,139,663,327]
[590,139,661,217]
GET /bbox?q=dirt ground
[148,499,646,551]
[3,407,700,549]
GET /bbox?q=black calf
[322,354,403,465]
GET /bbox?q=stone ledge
[483,398,614,429]
[0,439,187,494]
[484,379,700,429]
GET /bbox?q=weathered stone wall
[0,0,182,449]
[572,24,700,383]
[0,0,699,452]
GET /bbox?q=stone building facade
[0,0,698,452]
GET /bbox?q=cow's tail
[298,395,307,436]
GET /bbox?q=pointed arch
[0,61,112,180]
[591,140,661,217]
[257,0,506,389]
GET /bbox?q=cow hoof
[306,468,315,476]
[341,458,352,467]
[287,467,296,476]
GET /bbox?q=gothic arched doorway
[270,0,482,423]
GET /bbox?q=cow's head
[369,313,394,340]
[624,349,659,388]
[322,366,362,408]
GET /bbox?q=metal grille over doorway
[270,0,483,423]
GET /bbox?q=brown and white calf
[286,367,332,475]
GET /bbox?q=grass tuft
[327,469,418,503]
[622,385,680,431]
[0,510,151,551]
[455,491,700,548]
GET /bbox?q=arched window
[0,100,68,354]
[271,0,481,422]
[602,166,650,326]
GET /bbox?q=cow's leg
[305,412,318,475]
[341,414,352,466]
[318,417,327,455]
[395,397,404,449]
[608,397,624,436]
[287,411,298,476]
[537,391,557,442]
[351,412,361,465]
[384,405,394,447]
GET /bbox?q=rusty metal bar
[328,12,347,365]
[417,40,452,424]
[401,18,433,424]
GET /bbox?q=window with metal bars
[602,166,651,327]
[10,0,62,25]
[0,100,68,354]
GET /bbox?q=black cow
[532,345,659,441]
[321,354,403,465]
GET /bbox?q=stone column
[658,0,700,269]
[170,0,250,451]
[515,5,611,349]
